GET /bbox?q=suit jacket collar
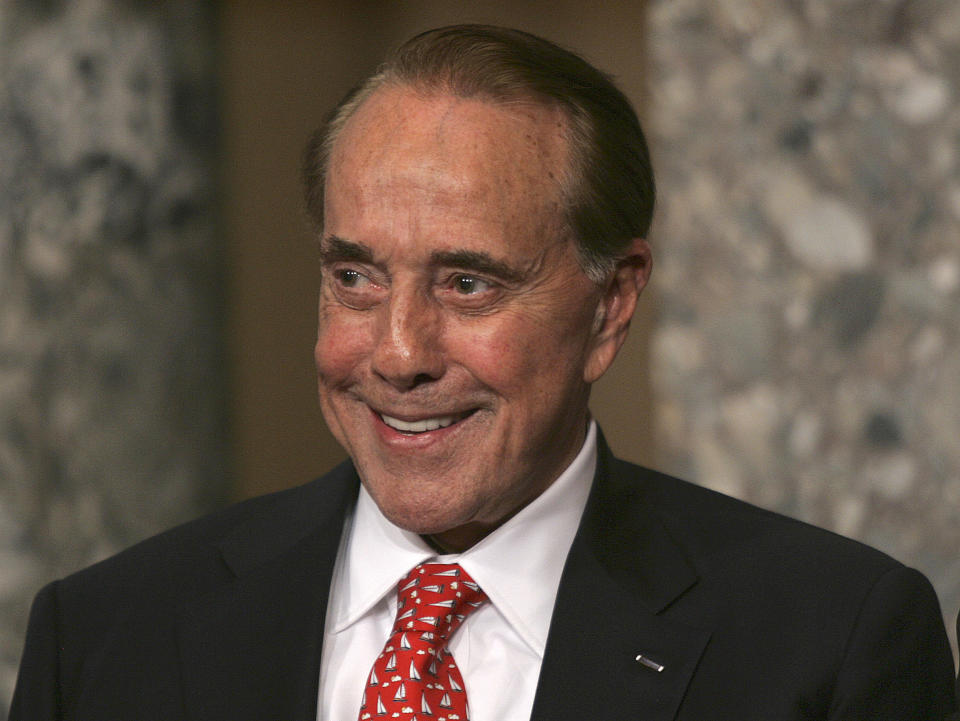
[176,461,360,721]
[530,432,710,721]
[174,432,710,721]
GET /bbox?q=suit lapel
[176,464,359,721]
[172,439,709,720]
[530,437,710,721]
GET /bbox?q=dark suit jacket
[10,438,957,720]
[954,611,960,718]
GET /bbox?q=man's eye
[452,275,492,295]
[335,269,367,288]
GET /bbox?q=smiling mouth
[379,410,475,434]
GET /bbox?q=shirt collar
[332,420,598,658]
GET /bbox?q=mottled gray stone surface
[0,0,224,711]
[648,0,960,659]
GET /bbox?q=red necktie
[358,562,488,720]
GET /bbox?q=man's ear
[584,237,652,384]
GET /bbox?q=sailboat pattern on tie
[358,563,488,721]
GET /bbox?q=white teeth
[380,413,461,433]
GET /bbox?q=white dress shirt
[317,421,598,721]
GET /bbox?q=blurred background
[1,0,958,711]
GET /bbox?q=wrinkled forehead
[326,85,571,217]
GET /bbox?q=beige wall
[219,1,655,499]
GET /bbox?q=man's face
[315,86,616,550]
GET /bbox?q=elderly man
[10,25,956,721]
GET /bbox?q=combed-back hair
[302,24,654,282]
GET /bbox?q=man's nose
[370,287,445,390]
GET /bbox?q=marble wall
[647,0,960,657]
[0,0,225,710]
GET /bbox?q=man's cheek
[455,320,526,370]
[316,315,374,375]
[313,332,363,386]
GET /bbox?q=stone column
[648,0,960,659]
[0,1,225,707]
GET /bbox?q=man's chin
[378,502,472,537]
[366,487,488,545]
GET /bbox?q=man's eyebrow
[319,236,374,264]
[430,249,527,284]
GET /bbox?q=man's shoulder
[588,457,955,718]
[51,460,358,616]
[606,455,906,586]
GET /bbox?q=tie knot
[393,562,487,641]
